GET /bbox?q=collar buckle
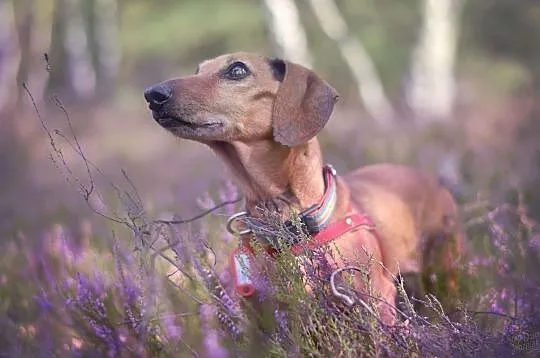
[326,163,337,177]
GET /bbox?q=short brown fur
[145,52,464,325]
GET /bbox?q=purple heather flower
[34,289,53,313]
[496,260,510,276]
[251,268,275,302]
[503,322,522,339]
[123,283,140,306]
[71,273,108,321]
[37,325,54,358]
[88,318,119,354]
[274,309,289,344]
[219,180,239,216]
[476,258,488,269]
[169,219,189,262]
[203,330,228,358]
[112,240,142,308]
[88,318,111,340]
[200,305,228,358]
[39,254,57,289]
[124,304,145,337]
[114,257,141,306]
[529,234,540,250]
[161,315,182,341]
[191,224,209,255]
[56,225,77,262]
[487,288,508,315]
[218,269,232,288]
[500,288,508,301]
[197,192,216,211]
[220,231,232,243]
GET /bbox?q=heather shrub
[2,94,539,356]
[2,179,540,356]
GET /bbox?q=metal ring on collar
[325,163,337,176]
[226,211,252,236]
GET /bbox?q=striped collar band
[296,164,338,234]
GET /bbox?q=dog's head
[144,52,339,147]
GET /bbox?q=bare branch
[154,197,243,225]
[22,82,134,227]
[53,94,95,198]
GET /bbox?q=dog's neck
[209,139,325,216]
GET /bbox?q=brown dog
[144,52,464,324]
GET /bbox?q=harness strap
[231,209,377,298]
[290,211,376,255]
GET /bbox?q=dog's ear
[270,59,339,147]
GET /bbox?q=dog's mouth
[151,112,223,130]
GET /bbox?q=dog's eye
[224,62,250,80]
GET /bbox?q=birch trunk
[307,0,395,128]
[406,0,462,125]
[13,0,35,107]
[0,0,18,112]
[261,0,312,67]
[93,0,120,98]
[46,0,96,100]
[65,0,96,99]
[407,0,464,191]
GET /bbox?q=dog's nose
[144,84,173,109]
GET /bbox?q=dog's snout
[144,84,173,109]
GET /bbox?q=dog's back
[343,163,464,293]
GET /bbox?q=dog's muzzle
[144,83,173,112]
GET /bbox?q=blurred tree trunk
[11,0,42,141]
[46,0,96,101]
[46,0,72,98]
[406,0,462,125]
[94,0,120,98]
[0,1,36,236]
[407,0,464,192]
[84,0,120,101]
[307,0,395,128]
[65,0,96,99]
[261,0,312,67]
[0,0,18,113]
[12,0,35,108]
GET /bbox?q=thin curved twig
[154,197,243,225]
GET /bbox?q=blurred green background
[1,0,540,238]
